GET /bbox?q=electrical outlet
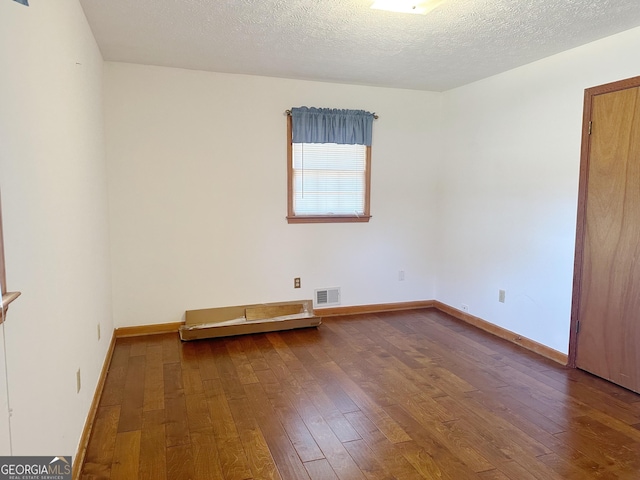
[398,270,405,281]
[294,277,301,288]
[499,289,506,303]
[461,304,469,312]
[76,369,81,393]
[97,323,101,341]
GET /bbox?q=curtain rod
[285,109,379,120]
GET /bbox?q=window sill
[1,291,21,320]
[287,215,371,224]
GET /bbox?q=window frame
[286,115,372,224]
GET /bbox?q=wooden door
[571,77,640,393]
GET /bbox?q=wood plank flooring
[80,309,640,479]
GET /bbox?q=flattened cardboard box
[180,299,321,340]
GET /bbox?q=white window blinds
[292,143,367,216]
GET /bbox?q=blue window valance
[13,0,29,5]
[291,107,375,146]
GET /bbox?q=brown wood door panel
[576,85,640,393]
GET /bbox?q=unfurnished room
[1,0,640,478]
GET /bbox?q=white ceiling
[79,0,640,91]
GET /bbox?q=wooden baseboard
[112,300,564,356]
[433,301,568,365]
[115,321,184,338]
[72,332,116,480]
[314,299,566,365]
[315,300,435,317]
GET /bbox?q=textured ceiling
[79,0,640,91]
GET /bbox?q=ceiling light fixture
[370,0,444,15]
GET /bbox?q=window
[287,107,375,224]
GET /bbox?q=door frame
[568,75,640,368]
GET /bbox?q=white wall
[0,322,10,456]
[0,0,112,456]
[104,63,441,327]
[438,26,640,353]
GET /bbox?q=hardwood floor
[80,309,640,479]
